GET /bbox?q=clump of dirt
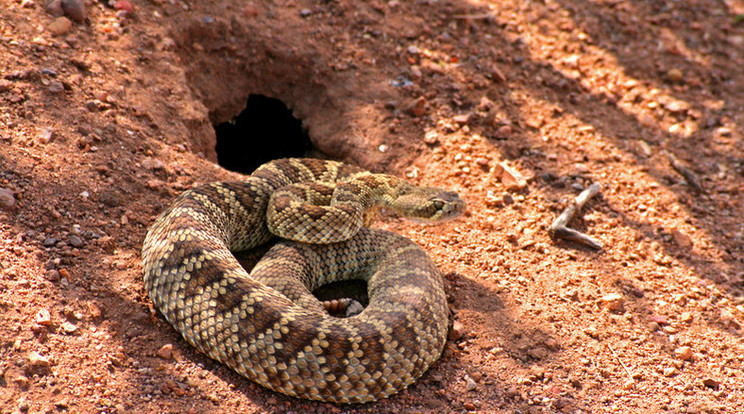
[1,0,744,413]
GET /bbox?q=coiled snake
[141,158,465,403]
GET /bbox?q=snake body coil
[142,158,464,403]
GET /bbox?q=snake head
[392,186,466,222]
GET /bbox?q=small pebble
[600,293,624,313]
[492,162,527,191]
[141,157,165,171]
[88,302,103,319]
[465,376,478,391]
[663,367,677,377]
[674,346,693,361]
[69,234,85,248]
[409,65,422,80]
[573,163,590,174]
[27,351,52,370]
[43,237,58,247]
[85,100,101,111]
[494,124,512,137]
[448,320,464,341]
[36,309,52,326]
[484,191,503,208]
[115,0,134,13]
[299,8,312,17]
[61,321,78,334]
[45,269,61,282]
[671,228,693,250]
[452,113,472,125]
[408,96,427,117]
[93,90,109,102]
[702,378,720,389]
[529,366,545,381]
[157,344,173,359]
[39,127,54,143]
[650,315,668,325]
[423,131,438,145]
[667,68,684,83]
[525,117,543,129]
[48,17,73,36]
[636,140,653,157]
[716,127,732,137]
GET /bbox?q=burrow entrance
[221,95,363,316]
[214,95,315,174]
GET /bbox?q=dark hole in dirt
[214,94,313,174]
[313,279,369,318]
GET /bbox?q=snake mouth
[431,191,467,221]
[396,190,466,223]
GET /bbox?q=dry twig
[665,151,702,192]
[548,183,602,250]
[607,343,635,383]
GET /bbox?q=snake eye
[430,199,445,211]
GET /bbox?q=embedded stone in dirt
[61,0,86,23]
[157,344,174,359]
[492,162,527,191]
[48,17,72,36]
[0,187,15,210]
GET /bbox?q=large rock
[0,187,15,210]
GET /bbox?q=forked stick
[549,183,602,250]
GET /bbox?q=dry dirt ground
[2,0,744,413]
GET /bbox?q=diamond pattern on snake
[141,158,465,403]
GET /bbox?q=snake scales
[141,158,465,403]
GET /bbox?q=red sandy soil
[1,0,744,413]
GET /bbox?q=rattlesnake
[141,158,465,403]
